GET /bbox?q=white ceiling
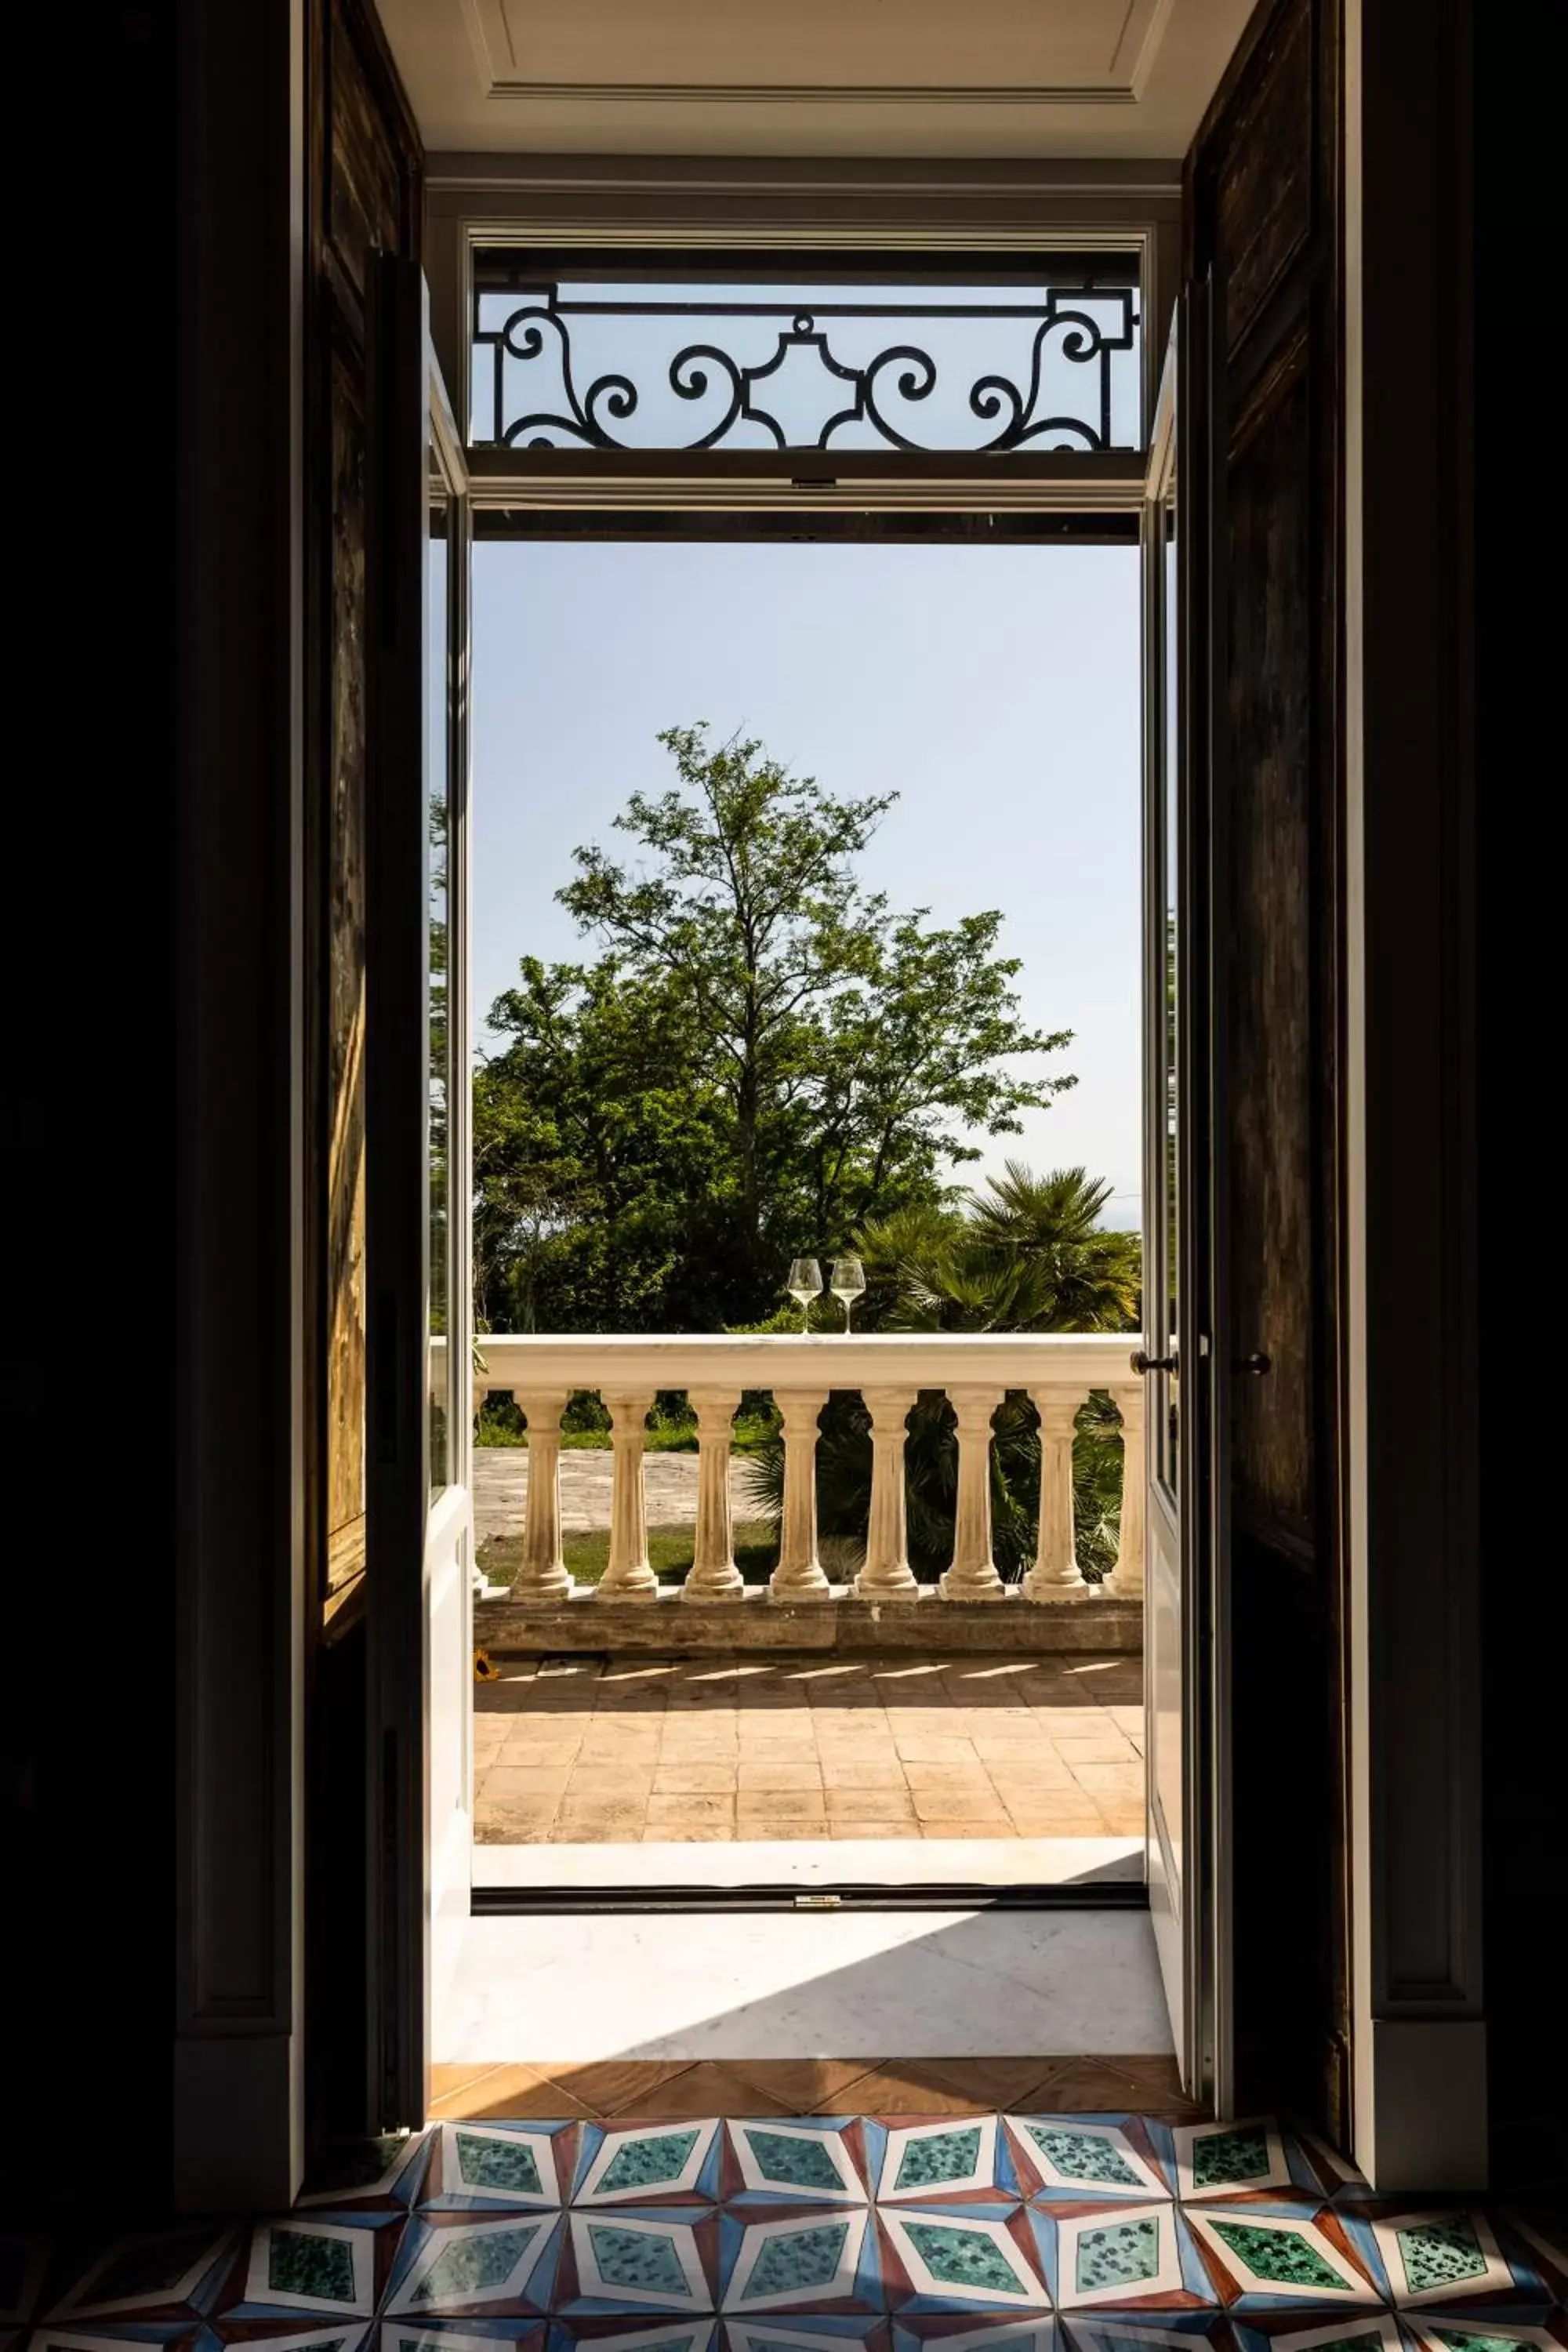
[379,0,1254,160]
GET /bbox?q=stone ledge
[474,1583,1142,1655]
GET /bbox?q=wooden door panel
[1223,335,1346,2129]
[303,0,423,2154]
[1217,2,1315,352]
[330,21,408,293]
[1187,0,1349,2140]
[1226,343,1316,1555]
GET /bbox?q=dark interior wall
[9,0,421,2212]
[7,5,180,2212]
[1345,0,1567,2197]
[1481,1389,1566,2188]
[1473,15,1566,2193]
[1182,0,1353,2141]
[5,0,1544,2215]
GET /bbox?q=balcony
[470,1333,1145,1657]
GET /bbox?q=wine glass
[829,1254,866,1334]
[786,1257,823,1331]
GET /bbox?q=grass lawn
[479,1521,780,1588]
[476,1414,776,1454]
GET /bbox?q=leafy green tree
[474,956,730,1330]
[475,723,1075,1330]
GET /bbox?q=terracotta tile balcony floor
[473,1650,1145,1845]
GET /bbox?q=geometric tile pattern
[729,2121,868,2204]
[880,2207,1041,2308]
[1007,2115,1167,2197]
[1369,2216,1516,2309]
[1172,2119,1292,2200]
[44,2223,238,2319]
[877,2119,1002,2202]
[432,2122,566,2205]
[16,2113,1566,2344]
[1184,2209,1379,2307]
[575,2121,723,2206]
[1405,2330,1566,2352]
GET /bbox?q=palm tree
[867,1162,1140,1333]
[741,1165,1139,1579]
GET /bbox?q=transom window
[470,256,1143,456]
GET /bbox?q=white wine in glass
[830,1254,866,1334]
[786,1257,823,1330]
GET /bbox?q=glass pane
[1160,479,1180,1496]
[470,266,1143,455]
[427,459,453,1498]
[325,379,370,1606]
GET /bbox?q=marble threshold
[436,1904,1171,2065]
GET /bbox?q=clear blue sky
[471,539,1143,1229]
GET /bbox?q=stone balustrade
[461,1333,1145,1615]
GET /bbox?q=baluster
[597,1388,658,1600]
[469,1381,502,1599]
[769,1389,829,1602]
[1102,1383,1146,1599]
[938,1388,1006,1600]
[1022,1390,1087,1599]
[513,1388,572,1601]
[683,1386,743,1601]
[852,1386,920,1600]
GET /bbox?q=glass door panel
[426,360,474,2034]
[1160,475,1180,1501]
[428,463,453,1499]
[364,252,474,2127]
[1142,325,1189,2071]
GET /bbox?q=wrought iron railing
[470,282,1142,457]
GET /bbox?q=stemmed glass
[786,1258,823,1331]
[830,1255,866,1334]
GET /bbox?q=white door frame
[1140,334,1192,2080]
[1138,317,1233,2112]
[428,356,477,2031]
[430,215,1181,2067]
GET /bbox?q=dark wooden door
[1185,0,1352,2138]
[302,0,425,2155]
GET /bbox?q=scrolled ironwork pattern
[471,284,1142,455]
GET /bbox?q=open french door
[1141,308,1232,2108]
[365,255,474,2131]
[424,347,477,2053]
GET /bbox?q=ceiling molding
[425,157,1185,197]
[459,0,1175,110]
[1115,0,1181,97]
[474,84,1142,107]
[386,0,1252,161]
[452,219,1161,249]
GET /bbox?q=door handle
[1131,1349,1178,1375]
[1232,1351,1272,1375]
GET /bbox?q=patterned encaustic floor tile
[5,2118,1563,2350]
